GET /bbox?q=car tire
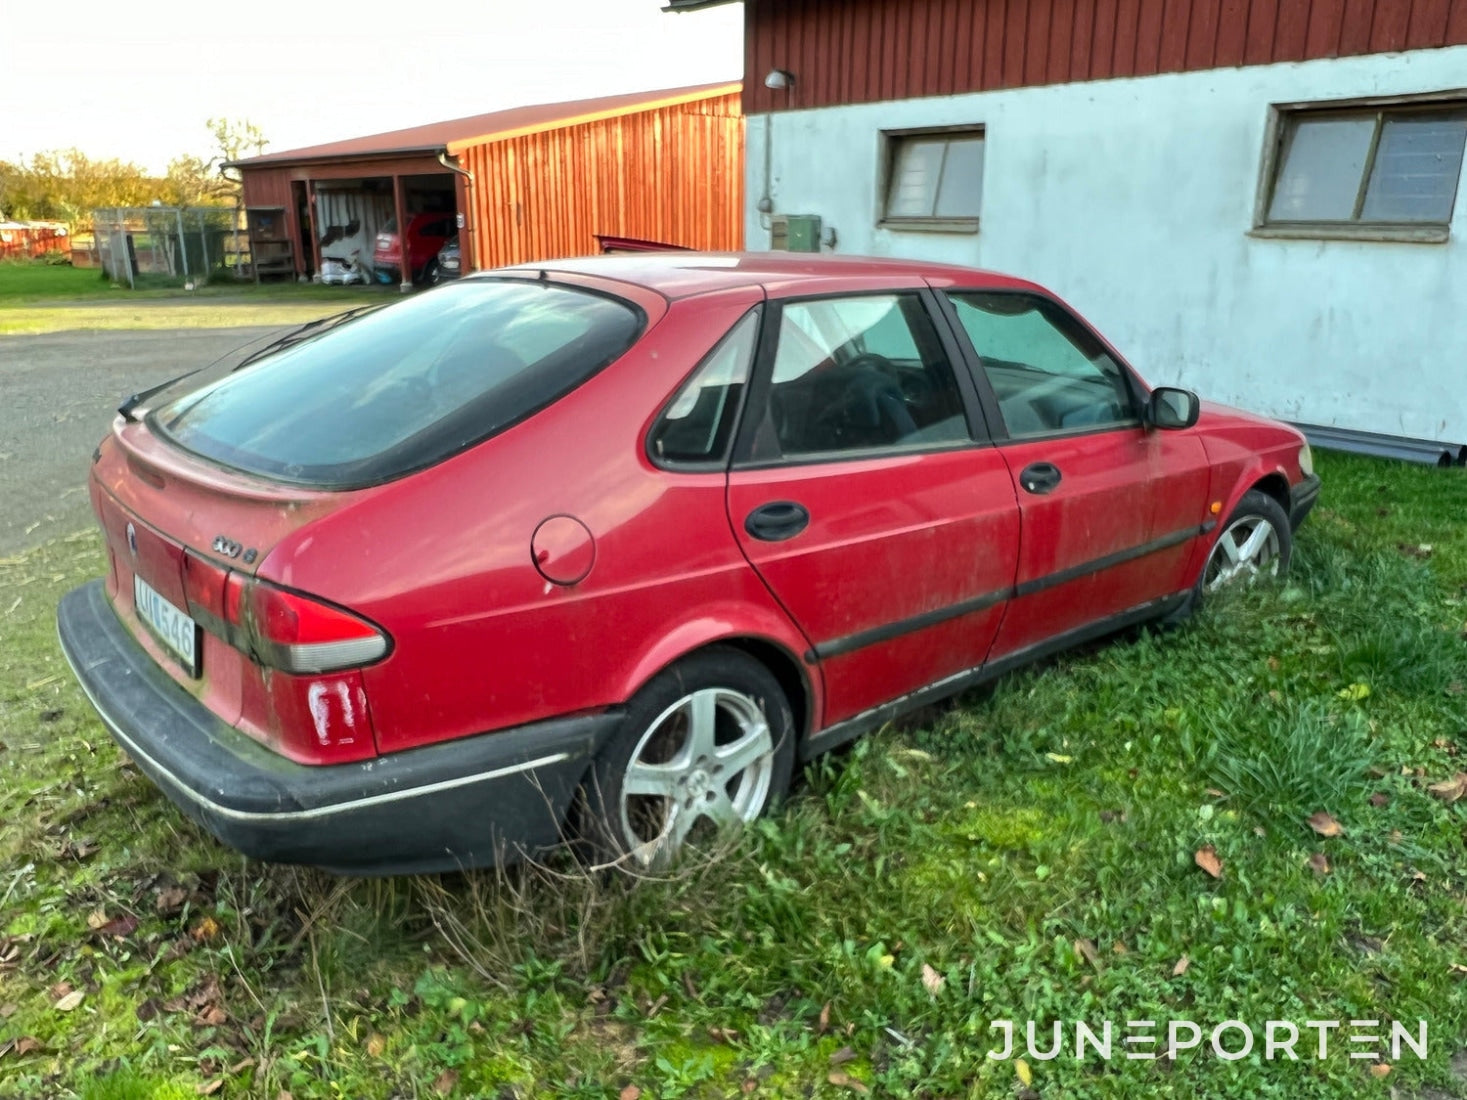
[419,259,439,286]
[1169,489,1292,625]
[581,647,796,870]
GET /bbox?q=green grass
[0,260,391,333]
[2,451,1466,1098]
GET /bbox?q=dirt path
[0,327,283,554]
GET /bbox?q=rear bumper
[1289,473,1322,531]
[58,580,619,875]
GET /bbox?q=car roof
[493,252,1043,300]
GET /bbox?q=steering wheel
[811,354,918,448]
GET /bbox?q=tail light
[183,550,388,673]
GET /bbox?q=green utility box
[770,214,822,252]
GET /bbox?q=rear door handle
[745,501,810,542]
[1019,462,1062,495]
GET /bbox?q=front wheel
[1202,489,1292,593]
[583,647,795,870]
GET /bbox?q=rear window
[151,279,643,487]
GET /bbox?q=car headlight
[1298,442,1314,477]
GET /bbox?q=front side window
[948,292,1136,439]
[153,279,643,486]
[882,129,984,230]
[748,294,971,461]
[1263,102,1467,234]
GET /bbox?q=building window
[1259,100,1467,241]
[880,129,984,232]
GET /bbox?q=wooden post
[392,173,411,293]
[306,180,323,279]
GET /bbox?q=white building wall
[746,47,1467,446]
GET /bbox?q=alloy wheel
[618,687,775,866]
[1205,514,1281,591]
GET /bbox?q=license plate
[133,574,201,677]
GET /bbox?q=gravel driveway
[0,326,283,555]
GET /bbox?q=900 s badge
[212,535,242,558]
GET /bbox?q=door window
[948,292,1137,438]
[749,294,971,461]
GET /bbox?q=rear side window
[648,308,760,466]
[153,279,643,487]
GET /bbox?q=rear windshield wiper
[117,304,383,422]
[232,304,382,371]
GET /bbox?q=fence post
[175,208,190,283]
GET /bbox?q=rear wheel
[583,648,795,870]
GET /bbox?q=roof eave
[224,145,450,171]
[663,0,739,10]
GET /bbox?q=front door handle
[745,501,810,542]
[1019,462,1062,495]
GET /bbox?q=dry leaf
[196,1081,223,1097]
[741,1082,757,1095]
[1369,1063,1392,1078]
[920,963,945,994]
[619,1087,641,1100]
[827,1071,868,1094]
[1016,1058,1033,1086]
[1307,852,1331,876]
[54,990,84,1012]
[829,1045,857,1066]
[1447,963,1467,977]
[97,914,138,939]
[156,886,189,915]
[1194,845,1223,879]
[1074,938,1100,967]
[1111,941,1128,955]
[86,908,108,931]
[0,1003,17,1018]
[433,1069,459,1095]
[706,1026,738,1043]
[1369,792,1390,807]
[1171,956,1190,977]
[194,1005,227,1028]
[1307,811,1344,837]
[191,915,221,942]
[366,1033,386,1058]
[277,1092,294,1100]
[817,1001,831,1034]
[1427,773,1467,803]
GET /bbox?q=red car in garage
[59,253,1319,874]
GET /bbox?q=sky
[1,0,743,173]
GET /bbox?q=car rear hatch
[92,418,380,764]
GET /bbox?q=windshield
[150,279,643,487]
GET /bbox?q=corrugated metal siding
[461,92,743,270]
[743,0,1467,113]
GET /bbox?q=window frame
[934,289,1152,445]
[730,288,995,470]
[1253,90,1467,244]
[877,124,986,234]
[645,305,764,473]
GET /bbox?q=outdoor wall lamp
[763,69,794,90]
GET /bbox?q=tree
[0,150,154,226]
[208,117,269,164]
[159,118,270,209]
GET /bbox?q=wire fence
[90,206,247,288]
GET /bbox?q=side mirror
[1147,386,1200,430]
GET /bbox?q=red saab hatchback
[59,254,1319,874]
